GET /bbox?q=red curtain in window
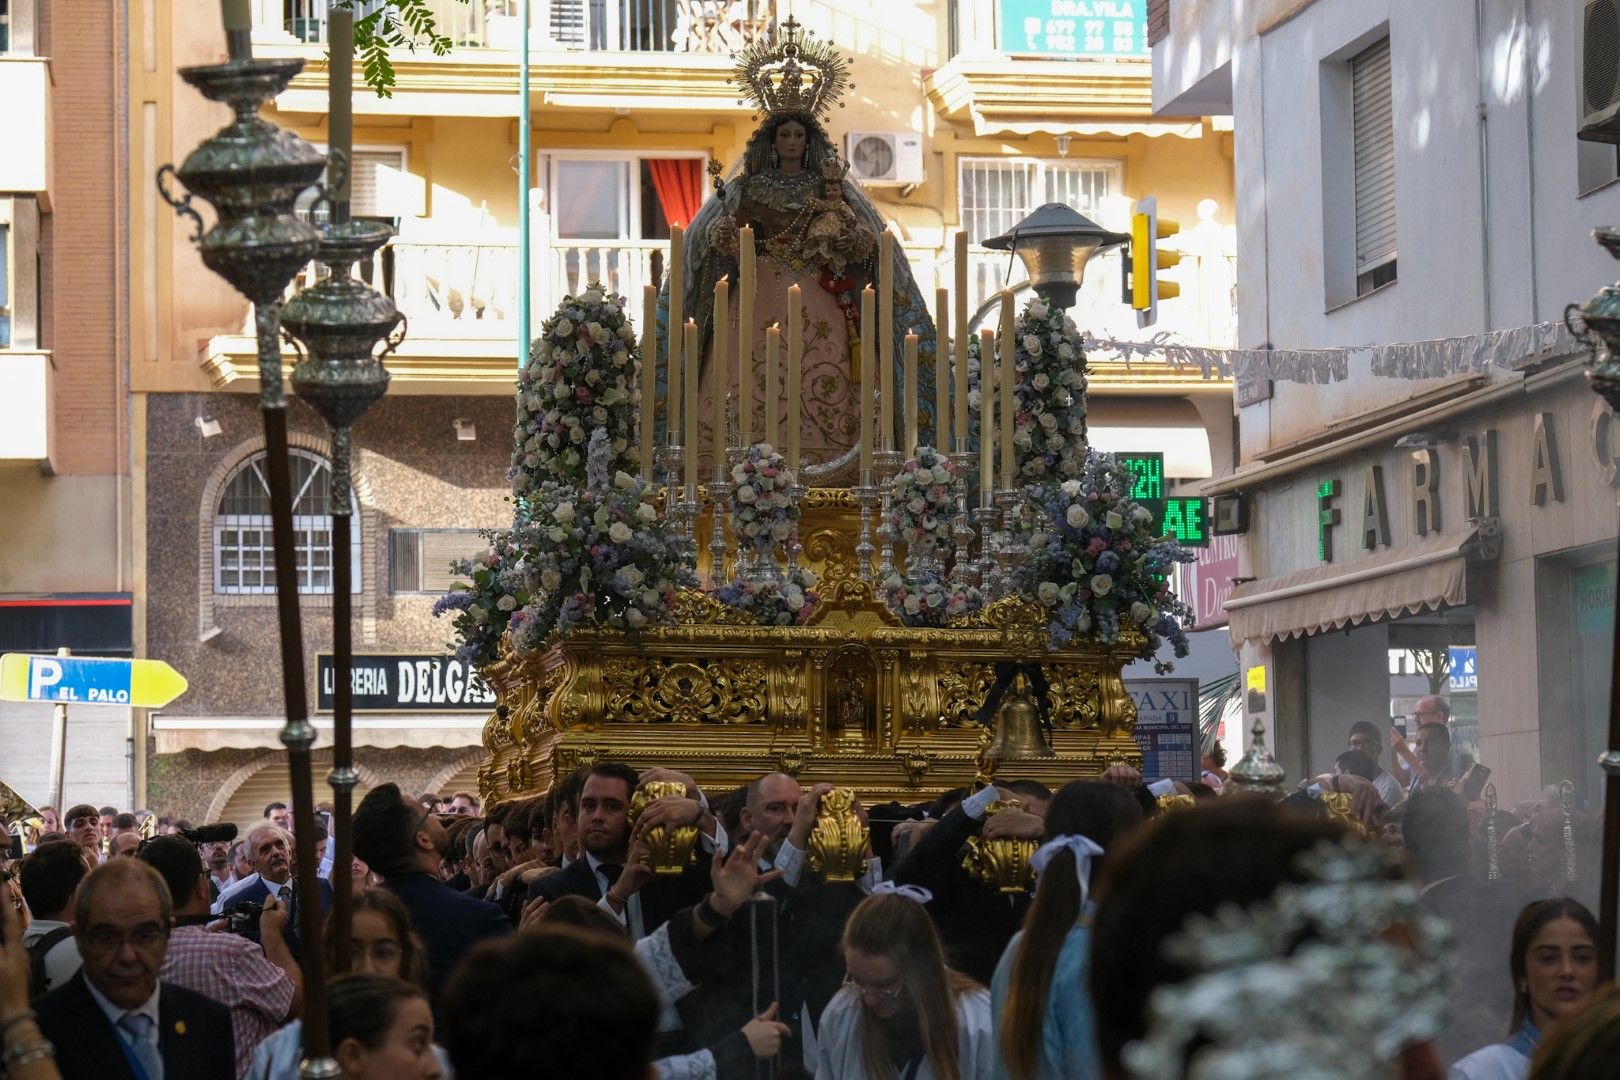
[647,159,705,230]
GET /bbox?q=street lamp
[982,203,1130,310]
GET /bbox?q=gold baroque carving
[937,661,997,727]
[803,527,858,590]
[1044,664,1102,730]
[604,658,769,725]
[803,488,859,511]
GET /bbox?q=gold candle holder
[629,779,700,876]
[807,788,870,883]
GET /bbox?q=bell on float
[985,673,1054,761]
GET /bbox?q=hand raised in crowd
[1100,763,1144,790]
[518,895,549,933]
[709,832,783,919]
[258,893,289,938]
[604,835,655,915]
[786,782,835,850]
[742,1002,791,1060]
[982,805,1044,840]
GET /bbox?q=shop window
[213,449,360,595]
[389,528,490,594]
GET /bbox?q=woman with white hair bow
[991,781,1144,1080]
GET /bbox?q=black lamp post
[981,203,1130,310]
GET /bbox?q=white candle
[684,320,700,488]
[998,290,1016,489]
[765,324,780,447]
[640,285,655,480]
[738,226,755,446]
[904,329,919,454]
[979,328,996,497]
[934,287,949,451]
[712,277,730,479]
[953,231,969,447]
[860,287,874,475]
[667,224,685,452]
[879,231,895,451]
[787,285,802,473]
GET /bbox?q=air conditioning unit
[1580,0,1620,143]
[845,132,925,186]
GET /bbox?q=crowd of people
[0,730,1615,1079]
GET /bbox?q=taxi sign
[0,653,189,708]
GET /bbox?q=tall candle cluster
[637,227,1019,493]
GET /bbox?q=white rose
[1040,413,1058,430]
[1036,581,1060,605]
[496,595,517,612]
[1022,334,1043,356]
[569,426,585,444]
[1132,506,1154,524]
[625,607,647,628]
[771,520,792,540]
[585,369,601,386]
[1105,511,1124,530]
[785,585,806,612]
[540,568,562,590]
[903,595,921,614]
[554,318,574,336]
[907,496,926,515]
[641,588,662,607]
[1131,601,1153,625]
[736,486,757,503]
[592,407,608,423]
[1057,341,1076,360]
[1091,574,1113,596]
[587,322,611,345]
[608,521,633,543]
[468,604,488,623]
[1077,610,1092,632]
[1060,479,1083,496]
[1032,373,1050,390]
[1027,298,1049,319]
[547,526,566,543]
[1066,504,1090,528]
[621,565,645,587]
[636,503,657,523]
[554,502,576,524]
[582,288,604,305]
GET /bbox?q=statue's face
[774,121,808,164]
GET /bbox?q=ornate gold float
[476,493,1146,805]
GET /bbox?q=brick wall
[1148,0,1171,46]
[42,0,124,476]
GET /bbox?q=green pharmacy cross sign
[998,0,1149,59]
[1115,452,1210,548]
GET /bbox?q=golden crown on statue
[733,15,853,122]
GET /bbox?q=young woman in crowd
[325,974,441,1080]
[992,781,1141,1080]
[1450,898,1601,1080]
[1527,984,1620,1079]
[816,890,994,1080]
[248,889,444,1079]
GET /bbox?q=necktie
[118,1012,162,1080]
[279,884,294,915]
[598,864,623,891]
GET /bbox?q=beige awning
[1225,527,1480,644]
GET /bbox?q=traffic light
[1130,195,1181,328]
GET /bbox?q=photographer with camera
[138,835,300,1079]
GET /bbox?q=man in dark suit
[527,762,711,940]
[352,782,510,1007]
[217,822,332,960]
[33,858,235,1080]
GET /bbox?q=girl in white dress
[815,888,994,1080]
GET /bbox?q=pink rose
[575,386,593,404]
[1087,537,1107,556]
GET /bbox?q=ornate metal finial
[732,14,853,121]
[806,788,869,883]
[1484,782,1501,881]
[1225,715,1287,796]
[629,781,701,875]
[1559,779,1577,883]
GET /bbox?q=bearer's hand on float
[787,783,835,850]
[709,833,783,919]
[1101,764,1144,791]
[639,767,701,801]
[981,807,1044,841]
[633,795,705,836]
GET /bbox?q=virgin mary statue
[659,17,937,483]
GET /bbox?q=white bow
[1030,834,1104,907]
[870,881,934,905]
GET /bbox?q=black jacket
[34,971,235,1080]
[381,871,510,1006]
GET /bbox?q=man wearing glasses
[32,857,235,1079]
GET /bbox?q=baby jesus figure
[801,156,874,279]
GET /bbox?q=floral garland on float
[432,527,529,669]
[1010,452,1195,672]
[714,443,820,626]
[879,446,982,626]
[511,283,641,495]
[965,294,1089,483]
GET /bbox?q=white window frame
[213,448,361,595]
[547,150,709,243]
[957,156,1123,247]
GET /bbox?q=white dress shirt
[84,972,163,1080]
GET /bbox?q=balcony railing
[265,0,774,54]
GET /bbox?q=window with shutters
[390,529,490,594]
[296,146,409,220]
[1350,38,1396,296]
[214,450,360,595]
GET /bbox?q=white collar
[83,969,161,1032]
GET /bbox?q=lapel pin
[174,1020,187,1036]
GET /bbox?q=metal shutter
[418,530,485,593]
[1352,39,1396,276]
[350,149,405,219]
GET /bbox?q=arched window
[214,449,360,595]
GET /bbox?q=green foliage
[331,0,468,98]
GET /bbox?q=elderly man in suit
[212,821,331,960]
[33,858,235,1080]
[352,782,509,1006]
